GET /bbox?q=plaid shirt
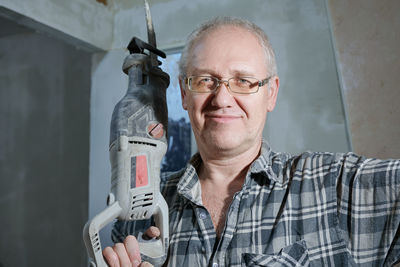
[113,141,400,266]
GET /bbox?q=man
[103,17,400,266]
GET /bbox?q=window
[160,53,192,173]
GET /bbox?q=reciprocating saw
[83,1,170,266]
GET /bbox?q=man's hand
[103,226,160,267]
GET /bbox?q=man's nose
[210,81,234,107]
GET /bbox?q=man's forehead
[189,67,258,77]
[190,26,261,57]
[186,25,266,76]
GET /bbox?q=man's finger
[112,242,131,267]
[103,246,120,267]
[144,226,160,239]
[140,261,154,267]
[124,235,141,266]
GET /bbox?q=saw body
[83,1,170,266]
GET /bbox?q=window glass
[160,53,192,172]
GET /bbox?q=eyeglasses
[185,76,271,94]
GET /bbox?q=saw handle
[138,192,169,265]
[83,202,122,267]
[83,197,169,267]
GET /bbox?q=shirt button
[212,263,218,267]
[199,212,207,219]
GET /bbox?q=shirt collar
[176,153,203,205]
[176,140,285,203]
[248,140,284,185]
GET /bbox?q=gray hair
[178,16,277,78]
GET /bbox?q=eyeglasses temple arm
[259,76,272,87]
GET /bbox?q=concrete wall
[0,16,91,267]
[0,0,113,51]
[328,0,400,159]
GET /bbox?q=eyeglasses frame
[185,75,272,95]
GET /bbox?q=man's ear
[266,76,279,112]
[179,77,188,110]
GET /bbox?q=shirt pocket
[242,239,310,267]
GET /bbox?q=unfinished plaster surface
[0,17,90,266]
[0,0,113,51]
[328,0,400,158]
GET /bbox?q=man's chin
[202,135,248,153]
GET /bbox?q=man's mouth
[205,113,242,123]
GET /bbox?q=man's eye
[240,79,250,83]
[196,77,214,85]
[236,78,251,85]
[200,77,212,83]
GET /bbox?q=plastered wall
[328,0,400,159]
[0,0,113,50]
[0,17,91,266]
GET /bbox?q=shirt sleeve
[335,153,400,266]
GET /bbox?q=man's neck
[196,140,262,238]
[197,140,262,187]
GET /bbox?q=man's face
[180,25,279,157]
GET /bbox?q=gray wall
[0,17,90,266]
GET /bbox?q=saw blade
[144,0,158,66]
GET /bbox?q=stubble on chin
[201,130,247,154]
